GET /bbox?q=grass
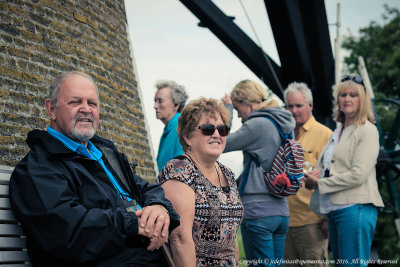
[237,228,248,267]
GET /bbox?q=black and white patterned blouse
[158,155,244,267]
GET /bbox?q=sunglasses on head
[198,124,230,137]
[341,75,364,85]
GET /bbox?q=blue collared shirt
[47,127,133,201]
[156,112,184,171]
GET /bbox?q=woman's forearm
[235,237,239,261]
[170,231,196,267]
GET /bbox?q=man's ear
[45,99,56,120]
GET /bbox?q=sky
[124,0,400,175]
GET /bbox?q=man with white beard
[9,71,180,267]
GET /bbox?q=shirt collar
[301,116,317,132]
[164,112,180,132]
[47,126,102,159]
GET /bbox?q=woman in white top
[305,74,384,266]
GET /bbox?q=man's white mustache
[75,114,94,124]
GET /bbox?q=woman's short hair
[49,71,98,106]
[333,74,375,126]
[231,80,278,109]
[178,97,230,152]
[283,82,313,104]
[155,80,188,113]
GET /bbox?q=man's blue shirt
[156,112,184,171]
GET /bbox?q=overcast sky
[124,0,400,175]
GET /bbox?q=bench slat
[0,237,27,249]
[0,166,14,173]
[0,173,11,185]
[0,185,9,197]
[0,167,12,186]
[0,167,31,264]
[0,209,17,223]
[0,198,11,209]
[0,224,24,236]
[0,250,30,263]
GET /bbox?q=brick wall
[0,0,157,180]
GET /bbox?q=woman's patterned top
[158,155,244,267]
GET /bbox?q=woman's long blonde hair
[230,80,278,109]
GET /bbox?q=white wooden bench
[0,165,32,267]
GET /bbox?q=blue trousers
[328,204,378,266]
[241,216,289,267]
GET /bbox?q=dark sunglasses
[341,75,364,85]
[198,124,230,136]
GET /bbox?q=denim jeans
[328,204,378,266]
[241,216,289,267]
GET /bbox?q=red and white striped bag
[263,138,305,197]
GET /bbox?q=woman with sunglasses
[157,98,244,267]
[305,74,384,265]
[221,79,295,266]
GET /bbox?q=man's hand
[320,218,329,239]
[136,205,170,250]
[221,93,232,105]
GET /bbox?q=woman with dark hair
[306,74,384,265]
[157,98,243,267]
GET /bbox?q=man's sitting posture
[9,71,179,267]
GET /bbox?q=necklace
[185,153,230,193]
[215,165,230,193]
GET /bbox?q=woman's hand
[304,169,320,189]
[221,93,232,105]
